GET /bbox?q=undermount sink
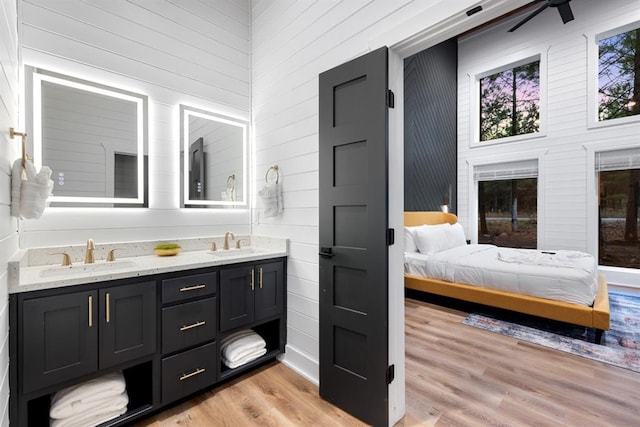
[38,260,138,278]
[210,248,264,258]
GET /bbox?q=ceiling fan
[508,0,574,32]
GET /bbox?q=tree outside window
[479,60,540,141]
[598,27,640,121]
[478,178,537,249]
[599,169,640,268]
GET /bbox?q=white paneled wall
[457,0,640,254]
[0,0,19,424]
[250,0,485,393]
[19,0,252,247]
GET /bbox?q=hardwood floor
[137,294,640,426]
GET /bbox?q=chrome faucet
[85,239,95,264]
[223,232,235,250]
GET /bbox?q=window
[598,27,640,121]
[475,160,538,248]
[597,148,640,268]
[479,60,540,141]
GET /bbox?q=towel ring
[265,165,279,184]
[226,174,236,190]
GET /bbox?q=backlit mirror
[27,67,148,207]
[180,105,247,207]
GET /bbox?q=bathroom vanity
[7,236,287,426]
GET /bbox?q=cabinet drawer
[162,341,217,405]
[162,297,217,354]
[162,272,216,304]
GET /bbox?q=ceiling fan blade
[556,2,574,24]
[508,2,550,32]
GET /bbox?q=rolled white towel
[50,391,128,427]
[223,347,267,369]
[50,372,126,419]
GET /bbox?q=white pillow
[413,223,451,255]
[445,223,467,250]
[404,226,419,253]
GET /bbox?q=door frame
[380,1,531,425]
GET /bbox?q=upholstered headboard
[404,211,458,227]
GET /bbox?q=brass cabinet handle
[106,292,110,323]
[88,295,93,327]
[250,269,255,291]
[180,368,205,381]
[180,284,206,292]
[259,268,263,289]
[180,321,206,331]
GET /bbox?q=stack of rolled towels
[221,329,267,369]
[49,371,128,427]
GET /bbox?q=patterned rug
[462,290,640,373]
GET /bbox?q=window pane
[480,60,540,141]
[478,178,537,248]
[599,170,640,268]
[598,28,640,121]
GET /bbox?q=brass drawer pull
[180,368,205,381]
[259,268,263,289]
[250,269,255,291]
[180,284,206,292]
[88,295,93,327]
[180,321,206,331]
[106,293,110,323]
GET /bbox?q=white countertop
[9,235,288,294]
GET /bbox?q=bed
[404,211,610,343]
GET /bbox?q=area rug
[462,290,640,373]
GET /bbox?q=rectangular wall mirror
[180,105,247,207]
[26,67,148,207]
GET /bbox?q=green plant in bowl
[154,243,181,256]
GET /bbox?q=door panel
[319,46,389,426]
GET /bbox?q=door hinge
[387,89,395,108]
[386,228,395,246]
[387,364,395,384]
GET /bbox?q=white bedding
[404,244,598,306]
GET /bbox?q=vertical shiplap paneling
[251,0,477,388]
[457,0,640,251]
[19,0,252,247]
[0,0,19,423]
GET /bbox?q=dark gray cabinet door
[22,291,98,394]
[219,265,254,331]
[254,261,284,321]
[318,46,389,426]
[99,281,157,369]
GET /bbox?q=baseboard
[278,344,319,386]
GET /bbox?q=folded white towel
[223,347,267,369]
[50,392,128,427]
[258,182,283,217]
[221,330,266,363]
[50,372,126,419]
[10,158,53,219]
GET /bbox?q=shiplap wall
[19,0,252,247]
[457,0,640,254]
[250,0,490,397]
[0,0,19,424]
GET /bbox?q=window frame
[587,19,640,129]
[469,53,547,148]
[467,151,546,246]
[585,141,640,286]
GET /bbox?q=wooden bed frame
[404,211,610,343]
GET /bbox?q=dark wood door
[219,265,254,331]
[189,137,205,199]
[99,281,157,369]
[254,260,284,321]
[22,291,98,393]
[318,47,390,426]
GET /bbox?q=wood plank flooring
[137,294,640,426]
